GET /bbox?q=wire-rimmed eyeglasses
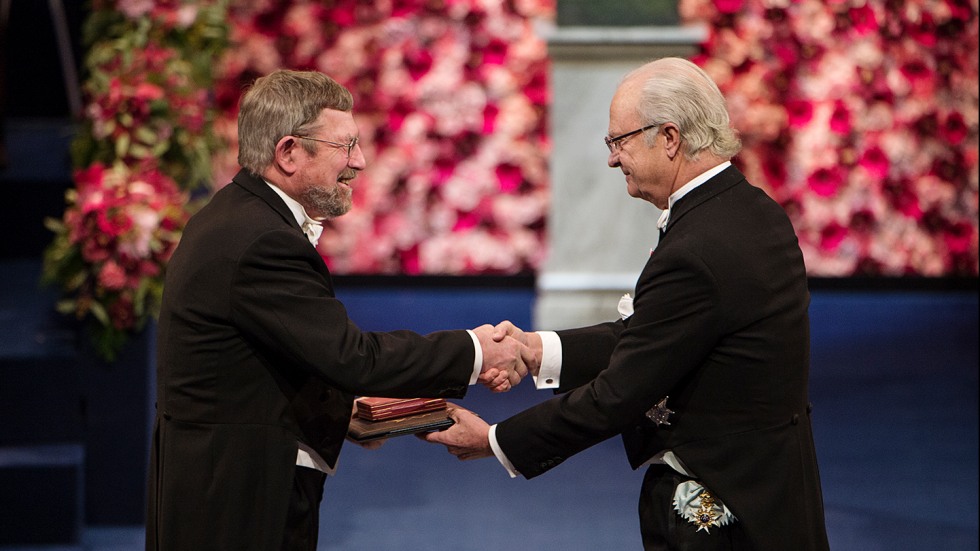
[604,124,658,153]
[295,135,359,158]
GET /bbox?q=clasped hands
[423,320,540,461]
[474,320,540,393]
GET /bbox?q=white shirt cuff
[467,329,482,385]
[488,424,519,478]
[532,331,562,389]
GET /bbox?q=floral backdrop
[44,0,978,356]
[210,0,555,274]
[679,0,979,276]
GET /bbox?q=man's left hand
[422,404,492,460]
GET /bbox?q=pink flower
[99,260,128,291]
[116,0,154,19]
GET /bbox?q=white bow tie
[301,219,323,247]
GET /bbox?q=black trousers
[281,466,327,551]
[638,465,750,551]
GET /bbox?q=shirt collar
[265,181,323,247]
[658,161,732,230]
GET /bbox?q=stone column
[535,26,705,330]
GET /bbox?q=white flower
[618,294,634,320]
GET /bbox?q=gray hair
[237,70,354,174]
[631,58,741,161]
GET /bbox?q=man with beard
[146,70,528,550]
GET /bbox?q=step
[0,444,84,545]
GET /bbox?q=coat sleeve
[554,321,623,391]
[229,228,475,398]
[497,247,722,478]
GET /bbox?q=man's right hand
[472,324,528,392]
[491,320,542,377]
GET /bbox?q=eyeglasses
[295,135,359,158]
[604,124,658,153]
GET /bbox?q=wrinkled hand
[492,320,542,377]
[473,324,528,393]
[422,404,493,460]
[345,400,385,450]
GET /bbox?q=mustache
[339,169,357,181]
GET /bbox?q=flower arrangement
[43,0,228,359]
[43,162,188,358]
[679,0,979,276]
[211,0,555,274]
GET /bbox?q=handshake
[473,320,541,393]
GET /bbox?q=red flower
[908,12,938,47]
[495,163,523,192]
[453,211,481,231]
[884,178,922,220]
[482,38,509,66]
[785,99,814,128]
[848,4,878,36]
[940,112,968,145]
[523,71,549,106]
[849,208,876,233]
[829,100,851,135]
[807,167,844,197]
[482,103,499,134]
[404,48,433,81]
[944,221,975,255]
[108,295,137,331]
[715,0,744,14]
[899,59,933,84]
[859,146,890,181]
[819,222,848,252]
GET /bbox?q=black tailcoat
[146,170,474,549]
[496,166,829,550]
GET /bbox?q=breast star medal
[672,481,737,534]
[645,396,674,426]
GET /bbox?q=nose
[607,148,621,168]
[348,143,367,170]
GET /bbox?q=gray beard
[303,184,352,219]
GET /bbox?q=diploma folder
[347,410,454,442]
[355,397,448,421]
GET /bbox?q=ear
[661,123,682,160]
[273,135,301,176]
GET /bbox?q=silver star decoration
[645,396,674,426]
